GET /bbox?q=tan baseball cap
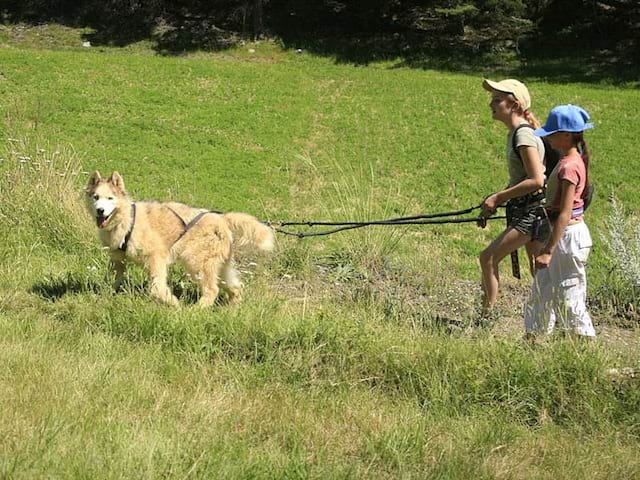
[482,78,531,111]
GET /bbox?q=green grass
[1,24,640,478]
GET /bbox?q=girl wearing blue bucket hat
[478,78,549,319]
[524,104,596,337]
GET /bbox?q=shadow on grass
[281,34,639,86]
[80,19,239,55]
[31,273,103,302]
[30,270,235,307]
[3,19,638,85]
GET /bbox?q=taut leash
[268,204,506,238]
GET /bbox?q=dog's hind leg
[220,259,242,305]
[148,256,179,306]
[189,258,227,308]
[195,268,221,308]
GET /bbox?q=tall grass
[290,153,407,266]
[0,136,90,240]
[1,134,640,479]
[598,195,640,319]
[0,135,99,285]
[0,132,635,412]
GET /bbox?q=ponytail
[573,132,591,200]
[523,110,541,129]
[507,94,541,128]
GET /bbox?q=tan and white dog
[85,171,274,307]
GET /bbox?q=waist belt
[547,206,584,222]
[508,189,546,209]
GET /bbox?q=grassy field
[1,23,639,478]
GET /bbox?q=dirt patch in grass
[267,253,640,359]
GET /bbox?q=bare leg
[479,227,531,316]
[148,257,179,306]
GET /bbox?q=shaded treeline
[2,1,639,71]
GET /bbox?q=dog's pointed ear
[109,171,126,193]
[86,171,102,190]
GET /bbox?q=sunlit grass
[1,28,640,478]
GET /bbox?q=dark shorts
[506,202,550,242]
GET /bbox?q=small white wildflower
[248,48,255,53]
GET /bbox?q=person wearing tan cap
[477,78,549,320]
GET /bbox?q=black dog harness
[117,204,223,252]
[119,203,136,252]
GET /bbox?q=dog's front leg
[109,254,126,292]
[148,257,179,307]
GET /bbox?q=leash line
[276,204,483,227]
[273,214,507,238]
[206,203,505,239]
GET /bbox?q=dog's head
[85,171,128,229]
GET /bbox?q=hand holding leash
[481,193,499,218]
[477,193,499,228]
[535,252,552,270]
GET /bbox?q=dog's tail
[223,213,275,252]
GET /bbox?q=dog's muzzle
[96,209,112,229]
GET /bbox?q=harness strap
[173,210,214,245]
[119,203,136,252]
[165,206,187,228]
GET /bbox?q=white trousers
[524,221,596,337]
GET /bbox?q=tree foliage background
[1,0,638,73]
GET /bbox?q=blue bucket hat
[534,104,594,137]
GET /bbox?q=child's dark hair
[573,132,589,171]
[573,132,591,199]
